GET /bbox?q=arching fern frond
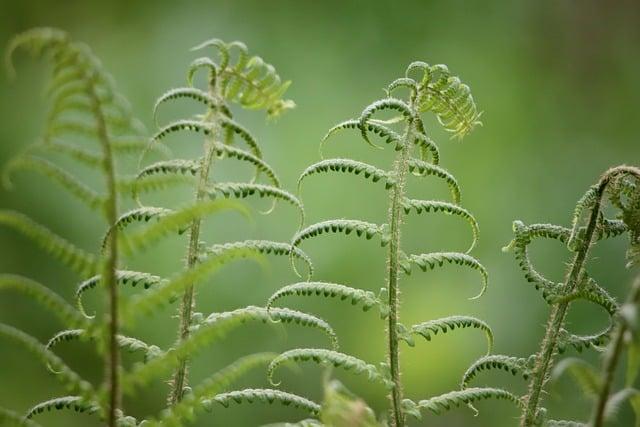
[102,206,175,250]
[401,199,478,252]
[268,349,392,389]
[136,159,202,180]
[0,274,87,328]
[462,355,532,388]
[407,252,488,299]
[551,357,601,396]
[267,282,380,313]
[203,389,319,415]
[403,387,521,419]
[410,315,493,354]
[358,98,416,144]
[204,240,314,279]
[0,210,97,276]
[292,220,388,248]
[156,353,277,426]
[24,396,99,419]
[153,87,229,125]
[298,159,395,193]
[406,158,460,203]
[0,323,93,397]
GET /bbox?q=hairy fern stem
[521,168,635,426]
[591,277,640,427]
[87,80,121,427]
[386,115,414,427]
[168,78,222,405]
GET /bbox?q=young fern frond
[203,389,320,415]
[0,210,98,276]
[271,60,484,426]
[467,166,640,426]
[410,316,493,353]
[0,274,88,328]
[5,27,153,425]
[25,396,100,420]
[401,388,521,419]
[268,349,393,389]
[462,355,533,388]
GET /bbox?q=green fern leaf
[267,282,379,313]
[551,357,601,396]
[25,396,99,419]
[292,220,388,248]
[0,323,93,397]
[157,353,277,426]
[407,252,488,299]
[136,159,202,180]
[402,199,478,252]
[25,141,103,168]
[462,355,531,388]
[358,98,416,144]
[0,274,87,328]
[406,159,460,203]
[0,210,97,276]
[411,316,493,353]
[211,142,279,186]
[153,87,230,125]
[203,389,319,415]
[405,387,521,418]
[298,159,395,193]
[3,155,104,210]
[268,349,392,389]
[204,240,314,279]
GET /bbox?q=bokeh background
[1,1,639,426]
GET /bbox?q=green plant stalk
[386,121,413,427]
[87,80,120,427]
[521,177,609,426]
[168,79,222,405]
[591,277,640,427]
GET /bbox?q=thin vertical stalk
[87,77,120,427]
[168,78,222,405]
[521,177,608,426]
[386,118,413,427]
[591,277,640,427]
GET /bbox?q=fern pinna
[0,27,148,426]
[461,166,640,426]
[265,62,498,426]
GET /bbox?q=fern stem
[591,277,640,427]
[386,120,413,427]
[87,79,120,427]
[521,175,611,426]
[168,80,222,406]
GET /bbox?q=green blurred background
[1,1,639,426]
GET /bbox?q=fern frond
[407,252,488,299]
[208,183,303,223]
[103,206,175,249]
[402,199,478,252]
[204,240,313,279]
[0,274,87,328]
[211,142,279,186]
[25,141,103,168]
[268,349,392,388]
[153,87,229,124]
[551,357,601,396]
[75,270,166,317]
[157,353,277,426]
[414,63,482,139]
[546,421,587,427]
[152,119,213,144]
[462,355,531,388]
[122,306,334,392]
[359,98,416,144]
[203,389,319,415]
[0,323,93,396]
[0,210,97,276]
[298,159,395,193]
[121,246,261,321]
[404,387,522,418]
[123,171,196,200]
[406,159,460,204]
[267,282,379,313]
[136,159,201,180]
[120,199,248,254]
[218,116,262,158]
[25,396,99,419]
[45,329,161,362]
[204,306,338,350]
[292,220,388,248]
[604,388,640,422]
[410,316,493,353]
[557,327,612,353]
[3,155,104,210]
